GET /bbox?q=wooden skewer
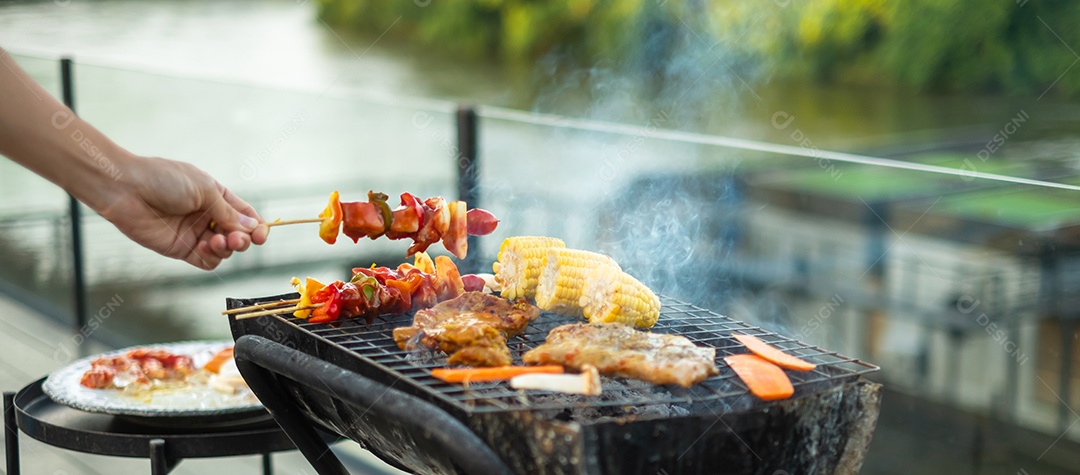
[210,217,323,231]
[266,218,325,227]
[221,299,300,315]
[232,303,324,320]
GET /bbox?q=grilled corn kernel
[535,249,620,316]
[494,236,565,300]
[581,265,661,329]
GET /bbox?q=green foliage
[315,0,1080,97]
[314,0,651,64]
[729,0,1080,96]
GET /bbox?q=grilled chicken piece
[393,291,540,367]
[522,323,719,387]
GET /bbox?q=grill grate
[252,294,878,416]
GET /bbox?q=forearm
[0,48,132,214]
[0,48,265,269]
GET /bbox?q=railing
[5,49,1080,444]
[60,57,88,340]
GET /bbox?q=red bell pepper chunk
[309,281,343,323]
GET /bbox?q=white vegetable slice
[510,364,601,396]
[474,273,501,293]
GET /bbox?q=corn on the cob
[535,249,620,316]
[581,265,661,329]
[493,236,565,300]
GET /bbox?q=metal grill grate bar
[249,294,878,415]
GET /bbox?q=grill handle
[234,335,513,475]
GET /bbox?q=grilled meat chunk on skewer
[523,323,719,387]
[393,292,540,367]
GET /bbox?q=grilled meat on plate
[523,323,719,387]
[79,349,195,389]
[393,291,540,367]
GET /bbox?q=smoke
[530,3,764,132]
[521,5,776,325]
[596,173,741,312]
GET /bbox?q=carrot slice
[724,354,794,401]
[732,333,816,371]
[431,365,564,383]
[204,347,234,374]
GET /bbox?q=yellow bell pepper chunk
[292,276,325,319]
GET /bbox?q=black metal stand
[233,334,512,475]
[4,381,295,475]
[5,391,19,475]
[149,438,175,475]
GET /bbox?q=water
[0,0,519,101]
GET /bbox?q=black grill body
[229,293,881,475]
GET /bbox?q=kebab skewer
[268,191,499,259]
[225,252,490,324]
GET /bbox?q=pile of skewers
[225,190,498,323]
[223,252,490,323]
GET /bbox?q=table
[5,378,302,475]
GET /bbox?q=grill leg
[262,452,272,475]
[149,438,177,475]
[5,392,19,475]
[234,357,348,475]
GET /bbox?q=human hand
[96,156,269,270]
[0,50,265,269]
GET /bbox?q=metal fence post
[61,57,87,334]
[456,105,480,274]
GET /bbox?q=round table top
[11,378,298,459]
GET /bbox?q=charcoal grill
[228,293,881,475]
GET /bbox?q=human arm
[0,48,268,270]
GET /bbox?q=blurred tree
[315,0,1080,98]
[314,0,646,63]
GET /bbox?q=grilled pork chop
[393,291,540,367]
[522,323,719,387]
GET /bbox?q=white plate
[43,340,263,418]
